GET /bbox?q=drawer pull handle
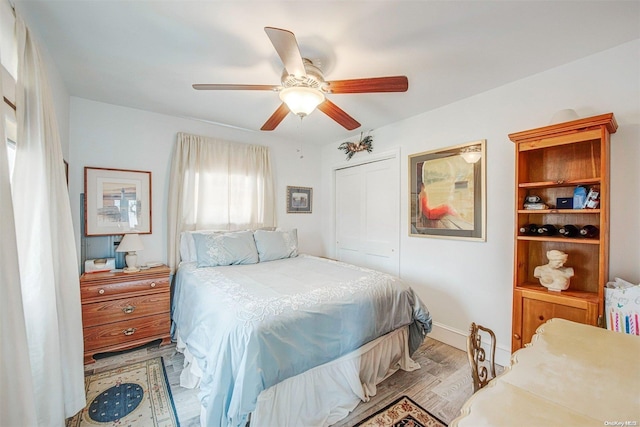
[123,328,136,336]
[514,334,521,340]
[98,289,105,295]
[150,282,156,288]
[122,305,136,314]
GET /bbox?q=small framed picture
[286,186,312,214]
[84,167,152,236]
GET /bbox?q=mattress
[172,254,432,427]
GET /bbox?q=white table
[451,318,640,427]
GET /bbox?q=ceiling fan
[193,27,408,131]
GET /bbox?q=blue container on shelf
[573,186,587,209]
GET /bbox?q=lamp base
[122,267,141,273]
[124,251,138,271]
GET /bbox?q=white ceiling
[15,1,640,145]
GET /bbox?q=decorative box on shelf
[556,197,573,209]
[84,258,116,273]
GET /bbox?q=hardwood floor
[81,337,476,426]
[333,337,475,426]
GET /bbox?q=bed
[171,229,432,427]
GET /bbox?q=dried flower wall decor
[338,131,373,161]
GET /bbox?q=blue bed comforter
[172,255,432,427]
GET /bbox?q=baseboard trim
[429,321,511,367]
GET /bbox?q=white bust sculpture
[534,250,574,292]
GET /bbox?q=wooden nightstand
[80,265,172,364]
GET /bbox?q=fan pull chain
[297,115,304,159]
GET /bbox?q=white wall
[321,40,640,364]
[68,98,325,267]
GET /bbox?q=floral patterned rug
[66,357,179,427]
[355,395,447,427]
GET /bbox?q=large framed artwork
[409,140,486,241]
[84,167,152,236]
[286,186,312,213]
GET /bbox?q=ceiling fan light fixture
[279,86,325,117]
[194,28,408,131]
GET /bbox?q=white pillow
[192,230,259,267]
[179,230,224,262]
[253,229,298,262]
[180,228,280,262]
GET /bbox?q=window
[3,80,17,179]
[168,133,276,269]
[1,0,16,177]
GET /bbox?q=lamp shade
[279,87,325,116]
[116,233,144,253]
[461,146,482,164]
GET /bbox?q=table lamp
[116,233,144,272]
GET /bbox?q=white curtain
[167,132,275,269]
[3,14,85,425]
[0,18,38,425]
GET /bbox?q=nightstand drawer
[80,276,169,301]
[82,293,170,327]
[83,313,170,352]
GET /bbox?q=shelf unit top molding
[508,113,617,143]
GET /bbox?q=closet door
[335,157,399,275]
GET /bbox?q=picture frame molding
[84,166,152,236]
[408,139,486,241]
[286,186,313,214]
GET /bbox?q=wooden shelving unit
[509,113,617,352]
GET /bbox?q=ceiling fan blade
[193,84,279,91]
[317,99,361,131]
[261,103,290,131]
[264,27,307,78]
[326,76,408,94]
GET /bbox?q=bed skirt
[177,325,419,426]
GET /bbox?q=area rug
[355,395,447,427]
[66,357,179,427]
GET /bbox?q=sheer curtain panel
[0,11,38,424]
[6,14,86,425]
[168,132,275,269]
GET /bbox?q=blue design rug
[355,395,447,427]
[66,357,179,427]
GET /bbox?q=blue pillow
[253,229,298,262]
[192,230,259,267]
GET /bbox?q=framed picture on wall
[286,186,312,214]
[408,140,486,241]
[84,167,152,236]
